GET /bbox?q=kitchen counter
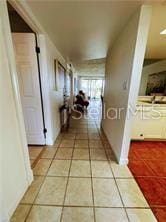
[136,101,166,107]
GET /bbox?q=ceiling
[75,58,105,76]
[27,1,142,61]
[26,1,166,62]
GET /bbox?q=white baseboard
[118,158,129,165]
[46,137,54,145]
[27,169,34,185]
[46,127,61,146]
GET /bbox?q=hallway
[1,1,166,221]
[11,102,156,222]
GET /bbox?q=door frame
[7,0,53,145]
[80,77,104,99]
[1,1,54,219]
[2,0,53,184]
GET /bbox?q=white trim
[1,0,56,220]
[8,0,43,33]
[8,0,65,63]
[1,1,33,220]
[37,34,54,145]
[119,158,129,165]
[2,0,33,184]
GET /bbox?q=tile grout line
[26,133,72,221]
[104,139,162,220]
[30,146,46,169]
[59,136,75,222]
[22,202,155,209]
[97,122,131,222]
[16,113,159,221]
[108,158,130,222]
[88,136,96,222]
[24,137,62,221]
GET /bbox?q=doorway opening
[7,2,46,168]
[128,5,166,221]
[80,77,104,99]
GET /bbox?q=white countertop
[136,101,166,107]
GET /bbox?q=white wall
[139,60,166,95]
[44,37,66,144]
[0,1,33,221]
[44,40,76,143]
[102,5,151,164]
[37,35,65,145]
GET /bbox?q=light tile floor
[28,146,44,168]
[11,102,157,221]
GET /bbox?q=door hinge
[35,46,40,53]
[43,128,47,134]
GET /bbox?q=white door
[12,33,45,145]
